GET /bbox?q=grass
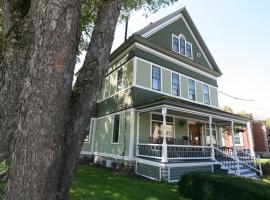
[70,165,188,200]
[0,180,4,200]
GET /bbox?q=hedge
[178,172,270,200]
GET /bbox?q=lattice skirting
[168,165,212,183]
[136,161,161,181]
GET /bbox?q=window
[117,68,123,91]
[180,36,186,55]
[172,73,180,96]
[203,84,210,105]
[186,42,192,58]
[206,124,217,145]
[84,135,89,142]
[151,114,174,140]
[112,114,120,143]
[234,132,243,146]
[188,79,196,101]
[152,66,161,91]
[172,35,179,52]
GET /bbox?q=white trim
[187,78,196,101]
[111,114,120,144]
[134,43,217,80]
[151,64,162,92]
[171,71,181,97]
[91,118,97,153]
[172,34,180,53]
[94,152,136,161]
[234,131,243,147]
[129,108,136,158]
[202,84,211,105]
[186,41,193,59]
[179,34,186,56]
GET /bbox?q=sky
[77,0,270,120]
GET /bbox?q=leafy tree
[223,105,234,113]
[0,0,177,199]
[266,118,270,128]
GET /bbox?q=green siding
[196,82,203,103]
[136,59,151,88]
[82,143,91,152]
[134,49,217,87]
[181,76,188,99]
[174,118,188,140]
[162,69,171,94]
[147,18,211,68]
[139,113,150,143]
[210,87,219,107]
[94,110,131,156]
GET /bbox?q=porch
[134,102,262,182]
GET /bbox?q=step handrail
[237,149,263,176]
[214,147,240,175]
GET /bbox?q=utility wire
[218,90,255,101]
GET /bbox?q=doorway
[188,124,201,145]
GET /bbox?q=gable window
[203,84,210,105]
[172,35,179,53]
[180,36,186,55]
[172,73,180,96]
[117,68,123,91]
[112,114,120,143]
[152,65,161,91]
[188,79,196,101]
[186,42,192,59]
[151,114,174,143]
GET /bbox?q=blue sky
[77,0,270,119]
[111,0,270,119]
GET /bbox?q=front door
[188,124,200,145]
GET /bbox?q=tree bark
[56,0,123,199]
[3,0,81,199]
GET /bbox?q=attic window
[172,34,193,59]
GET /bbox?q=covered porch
[134,99,262,181]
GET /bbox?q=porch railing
[138,144,162,159]
[167,145,212,159]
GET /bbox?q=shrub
[178,172,270,200]
[261,162,270,176]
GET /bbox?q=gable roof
[135,7,222,75]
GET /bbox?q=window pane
[188,79,196,100]
[152,66,161,91]
[113,115,120,143]
[186,43,192,58]
[172,36,179,52]
[172,73,180,96]
[117,68,123,91]
[180,37,186,55]
[203,85,210,104]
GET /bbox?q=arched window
[179,35,186,55]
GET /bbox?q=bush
[178,172,270,200]
[261,162,270,176]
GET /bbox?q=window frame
[112,114,120,144]
[234,131,243,146]
[203,84,210,105]
[172,34,180,53]
[150,113,175,139]
[179,35,186,55]
[188,79,196,101]
[186,42,193,59]
[151,65,161,91]
[171,72,180,96]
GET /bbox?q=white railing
[138,143,162,159]
[167,145,212,160]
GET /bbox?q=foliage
[70,164,188,200]
[261,161,270,176]
[222,105,234,113]
[0,161,7,200]
[0,161,7,175]
[0,180,4,200]
[178,172,270,200]
[266,118,270,128]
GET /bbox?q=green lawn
[70,165,188,200]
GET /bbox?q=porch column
[136,113,140,157]
[246,122,255,157]
[231,121,238,160]
[161,107,168,163]
[209,116,215,160]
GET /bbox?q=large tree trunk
[3,0,81,199]
[56,0,123,199]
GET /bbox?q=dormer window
[180,35,186,55]
[172,34,193,59]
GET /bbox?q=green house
[81,8,262,182]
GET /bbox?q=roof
[135,7,222,75]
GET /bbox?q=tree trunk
[3,0,81,199]
[56,0,123,199]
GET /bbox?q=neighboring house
[81,8,262,182]
[252,121,270,157]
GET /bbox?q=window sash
[172,73,180,96]
[188,79,196,100]
[186,43,192,58]
[203,84,210,104]
[180,37,186,55]
[152,66,161,91]
[172,36,179,52]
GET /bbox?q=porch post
[246,122,255,157]
[136,113,140,157]
[209,116,215,160]
[231,121,238,159]
[161,107,168,163]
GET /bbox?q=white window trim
[188,78,196,101]
[171,71,181,97]
[151,65,162,91]
[179,34,186,56]
[203,84,211,105]
[171,34,180,53]
[186,42,193,59]
[234,131,243,146]
[111,114,120,144]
